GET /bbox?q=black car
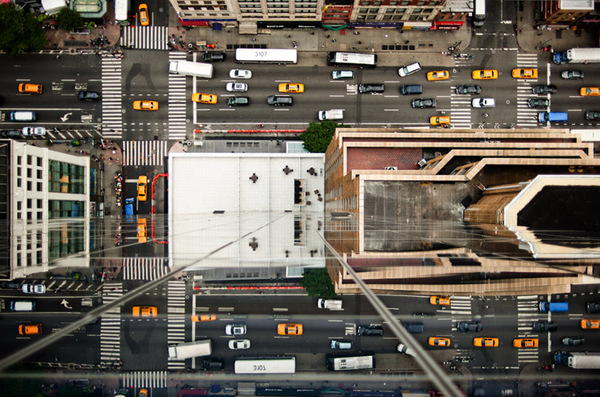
[527,98,550,108]
[457,320,482,332]
[403,322,424,333]
[456,85,481,95]
[562,337,584,346]
[411,98,437,108]
[561,70,584,80]
[78,91,100,101]
[358,84,385,94]
[203,52,226,62]
[267,95,293,106]
[227,97,250,106]
[532,320,557,332]
[585,111,600,120]
[356,325,383,336]
[532,84,557,94]
[587,301,600,313]
[201,359,223,370]
[0,130,21,138]
[412,312,436,318]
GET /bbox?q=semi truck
[317,299,343,310]
[168,60,214,78]
[168,339,212,360]
[553,48,600,64]
[554,351,600,369]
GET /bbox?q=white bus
[234,356,296,374]
[115,0,129,24]
[235,49,297,64]
[326,353,375,371]
[327,52,377,68]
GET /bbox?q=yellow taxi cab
[137,218,147,243]
[472,70,498,80]
[132,306,157,318]
[430,295,450,305]
[18,323,42,335]
[191,314,217,322]
[139,389,148,397]
[428,337,451,347]
[580,87,600,97]
[138,4,149,26]
[277,323,303,335]
[18,83,43,94]
[512,68,538,79]
[192,93,217,104]
[137,175,147,202]
[278,83,304,93]
[426,70,449,81]
[581,318,600,329]
[430,116,450,126]
[513,338,539,348]
[133,100,159,111]
[473,337,499,347]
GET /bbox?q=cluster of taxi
[220,321,303,351]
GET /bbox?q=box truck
[168,340,211,360]
[554,351,600,369]
[317,299,343,310]
[553,48,600,65]
[539,301,568,313]
[168,60,214,78]
[538,112,568,123]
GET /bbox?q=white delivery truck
[318,109,344,121]
[317,299,343,310]
[168,339,212,360]
[168,60,214,78]
[554,351,600,369]
[553,48,600,64]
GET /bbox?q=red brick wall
[347,147,422,171]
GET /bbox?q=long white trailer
[168,60,214,78]
[234,357,296,374]
[553,48,600,64]
[168,340,212,360]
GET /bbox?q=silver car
[228,339,251,350]
[229,69,252,79]
[22,284,46,294]
[226,83,248,92]
[225,323,247,335]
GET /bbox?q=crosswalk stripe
[122,140,169,167]
[122,257,169,280]
[100,282,123,361]
[168,53,188,141]
[120,26,168,50]
[121,371,168,388]
[101,58,123,139]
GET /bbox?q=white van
[332,70,354,80]
[318,109,344,121]
[10,300,36,311]
[10,111,37,122]
[398,62,421,77]
[330,340,353,350]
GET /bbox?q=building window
[48,200,85,218]
[49,160,85,194]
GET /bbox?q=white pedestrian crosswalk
[515,53,540,128]
[167,280,187,370]
[100,282,123,362]
[101,58,123,139]
[123,140,169,167]
[450,88,473,129]
[168,53,188,141]
[516,295,542,363]
[120,26,168,50]
[122,257,169,280]
[449,295,472,316]
[121,371,168,389]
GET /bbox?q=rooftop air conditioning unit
[417,159,428,168]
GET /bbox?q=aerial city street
[1,0,600,396]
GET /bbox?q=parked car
[225,323,247,335]
[357,325,383,336]
[430,116,450,126]
[201,359,223,370]
[561,70,583,80]
[1,130,22,138]
[358,84,385,94]
[228,339,250,350]
[585,111,600,120]
[457,321,482,332]
[527,98,550,108]
[330,340,353,349]
[226,82,248,92]
[21,127,46,137]
[229,69,252,79]
[562,337,584,346]
[411,98,437,108]
[202,52,226,62]
[412,312,436,318]
[586,301,600,313]
[532,84,557,94]
[532,320,557,332]
[456,85,481,95]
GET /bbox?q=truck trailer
[553,48,600,64]
[168,339,212,360]
[554,351,600,369]
[317,299,343,310]
[168,60,214,78]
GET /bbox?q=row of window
[357,7,434,14]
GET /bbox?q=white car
[22,284,46,294]
[225,323,247,335]
[472,98,496,108]
[22,127,46,137]
[228,339,251,350]
[226,82,248,93]
[229,69,252,79]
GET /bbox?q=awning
[239,21,258,35]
